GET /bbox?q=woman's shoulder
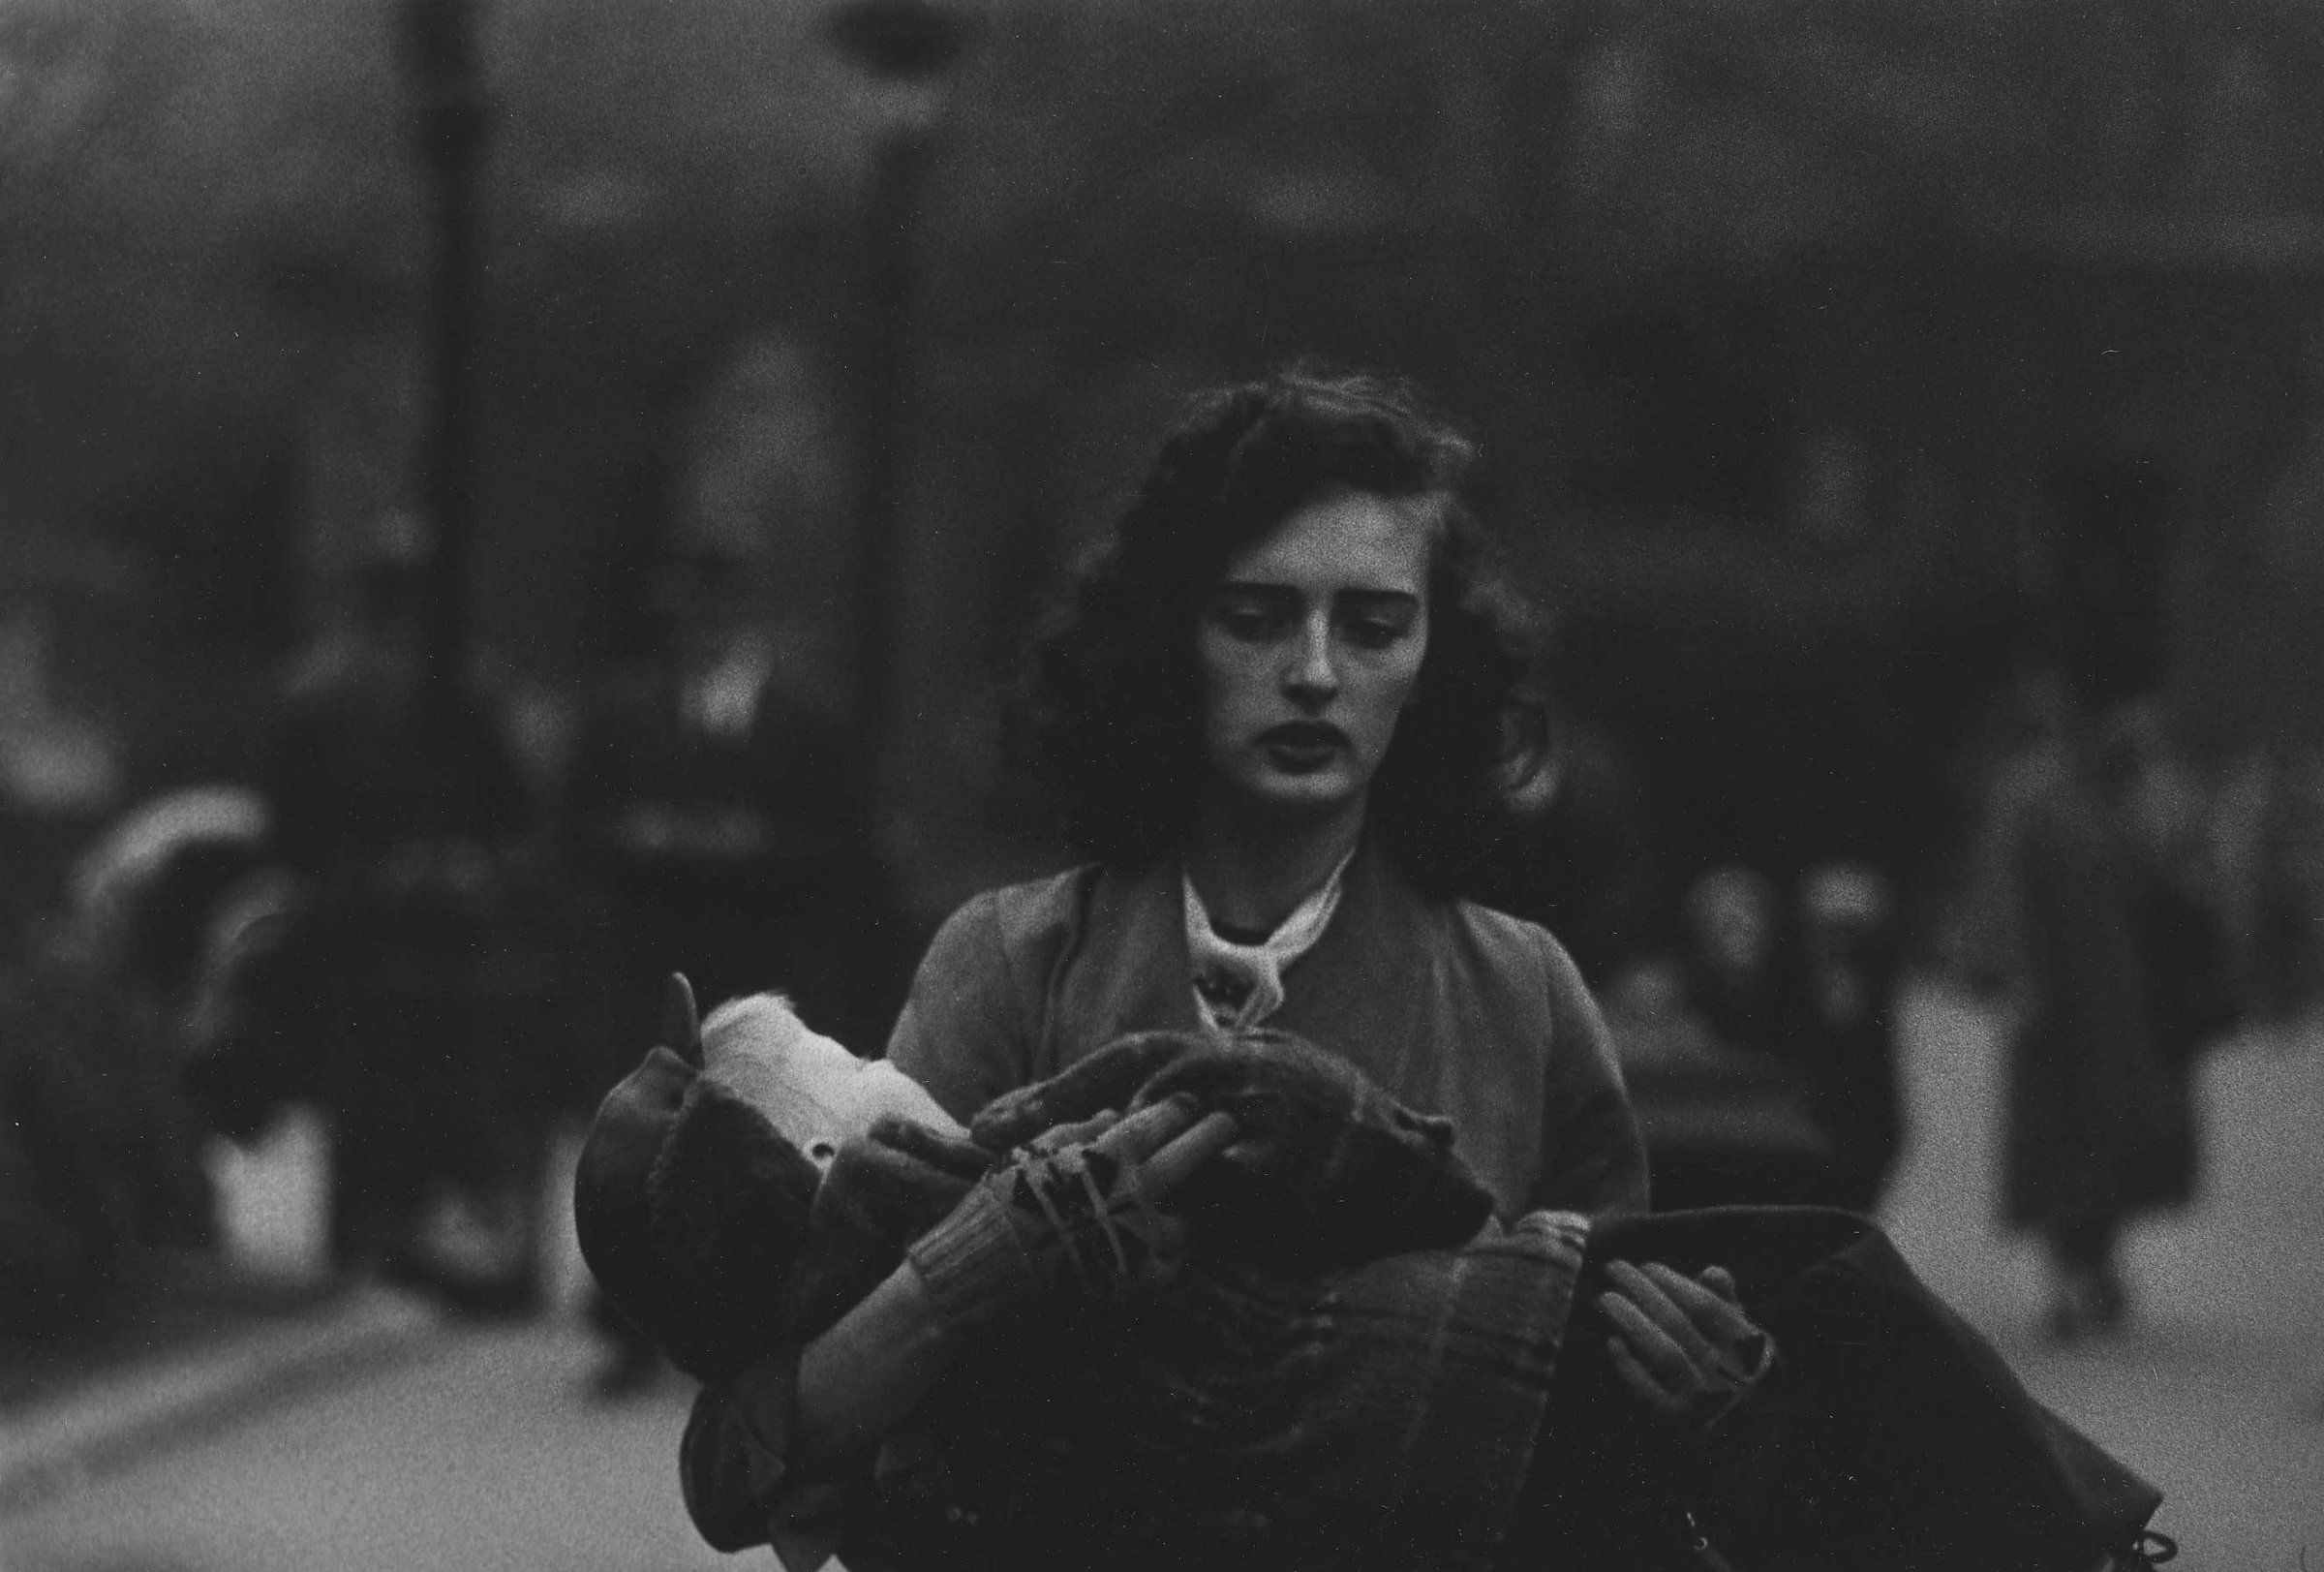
[1354,867,1585,1023]
[893,866,1116,1102]
[1442,891,1573,969]
[943,861,1103,928]
[896,861,1176,1102]
[928,861,1147,969]
[1350,849,1579,990]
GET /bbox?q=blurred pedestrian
[1683,865,1791,1057]
[1623,860,1902,1217]
[71,786,275,1030]
[1975,679,2199,1341]
[1628,864,1836,1212]
[564,544,895,1394]
[262,536,535,1301]
[0,870,218,1341]
[1469,715,1667,989]
[2216,739,2324,1029]
[566,548,891,1036]
[0,601,123,969]
[1793,861,1905,1213]
[65,786,316,1144]
[2113,700,2245,1079]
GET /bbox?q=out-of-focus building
[3,0,2321,939]
[888,0,2324,918]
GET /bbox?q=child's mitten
[905,1116,1195,1334]
[969,1031,1202,1153]
[1129,1028,1495,1268]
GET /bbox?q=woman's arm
[1533,930,1653,1216]
[885,888,1041,1121]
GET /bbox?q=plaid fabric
[876,1212,1589,1572]
[974,1029,1498,1272]
[587,1022,1584,1570]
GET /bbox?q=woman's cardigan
[890,846,1646,1219]
[678,846,1649,1561]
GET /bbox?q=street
[2,1325,726,1572]
[1879,985,2324,1570]
[5,981,2319,1572]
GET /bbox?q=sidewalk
[1879,989,2324,1569]
[1,1111,602,1523]
[6,1310,730,1572]
[0,1256,446,1517]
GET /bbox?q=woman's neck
[1185,797,1364,938]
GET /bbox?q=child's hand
[1598,1260,1775,1427]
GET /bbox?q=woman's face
[1195,488,1435,824]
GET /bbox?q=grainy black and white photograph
[3,2,2320,1568]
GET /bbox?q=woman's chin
[1242,775,1365,822]
[1204,758,1373,830]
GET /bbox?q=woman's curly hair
[1008,365,1551,898]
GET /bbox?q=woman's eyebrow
[1210,583,1420,608]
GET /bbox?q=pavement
[2,983,2319,1571]
[1,1320,731,1572]
[0,1279,442,1521]
[1877,986,2324,1572]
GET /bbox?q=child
[576,979,2170,1572]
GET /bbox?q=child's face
[699,994,961,1168]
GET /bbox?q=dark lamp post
[402,0,493,718]
[823,0,976,794]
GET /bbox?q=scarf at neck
[1181,848,1356,1037]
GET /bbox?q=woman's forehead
[1219,489,1436,592]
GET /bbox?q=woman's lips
[1259,724,1347,771]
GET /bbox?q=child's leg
[2043,1210,2128,1340]
[1503,1207,2162,1572]
[1495,1292,1709,1571]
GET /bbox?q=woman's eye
[1343,617,1408,649]
[1214,604,1286,641]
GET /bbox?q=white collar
[1181,848,1356,1036]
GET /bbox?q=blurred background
[3,0,2321,1567]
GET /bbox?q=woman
[664,370,2159,1571]
[1978,683,2201,1341]
[896,366,1644,1218]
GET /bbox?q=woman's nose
[1283,617,1340,702]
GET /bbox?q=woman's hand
[905,1094,1239,1334]
[1597,1260,1776,1428]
